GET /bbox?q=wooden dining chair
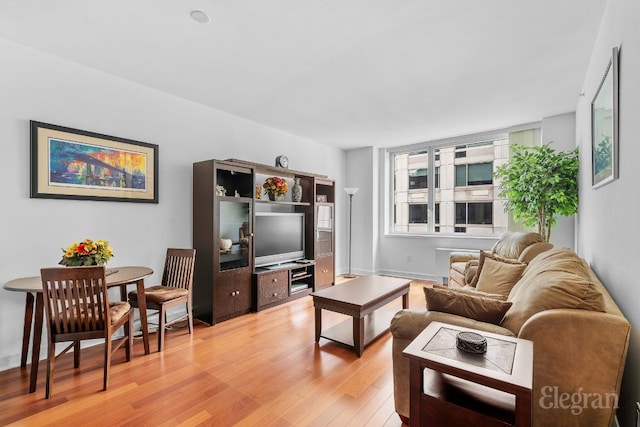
[128,248,196,351]
[40,266,133,398]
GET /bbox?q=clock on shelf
[275,155,289,168]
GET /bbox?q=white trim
[386,121,541,154]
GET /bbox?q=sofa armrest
[449,251,479,266]
[464,259,479,284]
[518,309,630,427]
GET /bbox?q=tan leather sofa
[448,231,553,289]
[392,248,630,426]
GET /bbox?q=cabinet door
[214,268,252,321]
[316,255,334,290]
[234,272,253,314]
[316,204,334,256]
[257,270,289,309]
[213,277,237,321]
[218,199,252,272]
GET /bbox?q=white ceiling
[0,1,606,149]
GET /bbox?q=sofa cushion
[471,251,527,296]
[424,286,513,325]
[501,248,606,335]
[492,231,544,259]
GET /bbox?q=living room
[0,0,638,425]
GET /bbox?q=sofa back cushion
[492,231,544,259]
[500,248,605,335]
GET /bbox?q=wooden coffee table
[311,275,410,357]
[403,321,533,426]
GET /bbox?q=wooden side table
[402,322,533,426]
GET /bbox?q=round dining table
[3,266,154,393]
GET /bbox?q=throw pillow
[424,286,513,325]
[473,252,527,296]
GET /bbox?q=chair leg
[158,305,166,352]
[74,341,81,368]
[187,302,193,335]
[45,341,55,399]
[103,334,112,391]
[126,312,133,361]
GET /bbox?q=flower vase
[292,178,303,202]
[268,193,275,201]
[275,193,285,202]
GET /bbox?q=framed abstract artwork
[591,46,619,189]
[30,121,159,203]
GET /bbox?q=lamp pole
[344,188,359,278]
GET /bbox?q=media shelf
[193,157,335,324]
[255,200,311,207]
[255,262,315,311]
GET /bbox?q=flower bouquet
[263,177,289,201]
[59,238,114,266]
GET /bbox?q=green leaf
[495,143,579,241]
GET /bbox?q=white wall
[0,37,346,371]
[575,0,640,425]
[541,112,577,249]
[345,147,378,275]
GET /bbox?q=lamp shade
[344,187,359,195]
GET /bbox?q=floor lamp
[344,187,359,278]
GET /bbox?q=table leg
[21,293,34,368]
[409,359,423,426]
[135,279,150,354]
[29,293,44,393]
[314,307,322,343]
[353,316,364,357]
[515,390,532,427]
[402,292,409,309]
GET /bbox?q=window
[409,204,428,223]
[390,133,512,235]
[455,162,493,186]
[456,202,493,225]
[409,168,427,189]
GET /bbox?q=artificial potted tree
[494,143,579,242]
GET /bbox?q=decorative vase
[275,193,285,202]
[268,193,275,201]
[292,178,302,202]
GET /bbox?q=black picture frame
[591,46,619,188]
[30,121,159,203]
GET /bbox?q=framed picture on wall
[591,46,619,189]
[30,121,159,203]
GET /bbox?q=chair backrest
[161,248,196,290]
[40,266,110,336]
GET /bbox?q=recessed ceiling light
[190,10,210,24]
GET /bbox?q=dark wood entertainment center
[192,158,335,325]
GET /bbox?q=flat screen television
[254,212,305,267]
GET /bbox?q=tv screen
[254,212,305,267]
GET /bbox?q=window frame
[386,125,538,237]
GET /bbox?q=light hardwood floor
[0,278,433,426]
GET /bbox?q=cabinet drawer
[257,270,289,307]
